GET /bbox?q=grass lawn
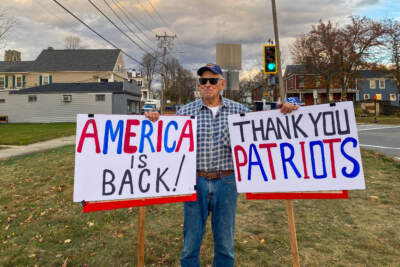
[0,123,76,145]
[0,146,399,266]
[356,115,400,125]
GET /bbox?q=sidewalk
[0,135,75,160]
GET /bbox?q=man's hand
[144,111,160,122]
[278,102,299,115]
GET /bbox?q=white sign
[228,102,365,193]
[73,114,197,202]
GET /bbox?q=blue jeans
[180,174,238,267]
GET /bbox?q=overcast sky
[2,0,399,77]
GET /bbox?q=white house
[0,80,141,123]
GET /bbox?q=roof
[30,49,121,72]
[10,82,125,94]
[357,70,393,79]
[0,61,34,73]
[284,64,320,76]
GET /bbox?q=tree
[164,57,195,104]
[337,16,386,100]
[0,10,14,48]
[383,18,400,93]
[140,51,160,93]
[65,36,82,49]
[291,20,341,103]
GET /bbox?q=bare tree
[0,10,14,48]
[141,51,160,92]
[338,16,386,100]
[65,36,82,49]
[383,18,400,93]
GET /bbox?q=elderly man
[145,63,298,267]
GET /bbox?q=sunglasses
[199,78,221,85]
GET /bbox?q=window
[0,99,5,103]
[117,64,122,72]
[390,94,396,101]
[16,75,23,88]
[100,78,108,83]
[137,80,143,87]
[42,75,50,85]
[298,76,304,88]
[28,95,37,102]
[63,95,72,103]
[375,94,381,100]
[363,94,370,100]
[379,79,385,89]
[315,79,321,87]
[370,80,375,89]
[0,76,5,89]
[96,94,105,102]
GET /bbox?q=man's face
[199,70,225,103]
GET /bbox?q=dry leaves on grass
[64,239,71,244]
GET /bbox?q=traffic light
[264,45,277,74]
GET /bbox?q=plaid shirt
[177,97,250,171]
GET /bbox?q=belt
[197,170,234,179]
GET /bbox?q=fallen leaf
[4,225,9,230]
[56,254,62,258]
[64,239,71,244]
[88,222,94,227]
[28,254,36,258]
[370,196,379,200]
[260,239,265,244]
[118,233,124,238]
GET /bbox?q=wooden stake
[285,200,300,267]
[137,206,146,267]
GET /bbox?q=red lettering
[77,119,101,153]
[234,145,247,182]
[299,141,310,179]
[123,119,140,153]
[176,120,194,152]
[323,138,341,178]
[259,143,278,180]
[156,120,163,152]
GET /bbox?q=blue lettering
[103,120,124,154]
[310,140,327,179]
[164,120,178,153]
[341,137,360,178]
[248,143,268,181]
[280,143,301,179]
[139,120,155,153]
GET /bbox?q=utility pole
[270,0,285,102]
[270,1,299,267]
[156,32,176,113]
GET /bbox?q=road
[357,124,400,160]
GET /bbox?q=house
[127,69,153,104]
[0,48,127,90]
[0,80,141,123]
[356,70,399,106]
[284,65,356,105]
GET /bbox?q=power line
[134,0,163,29]
[101,0,156,53]
[112,0,156,37]
[143,0,186,57]
[88,0,154,57]
[108,0,155,46]
[144,0,169,27]
[51,0,161,74]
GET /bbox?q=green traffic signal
[268,62,276,71]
